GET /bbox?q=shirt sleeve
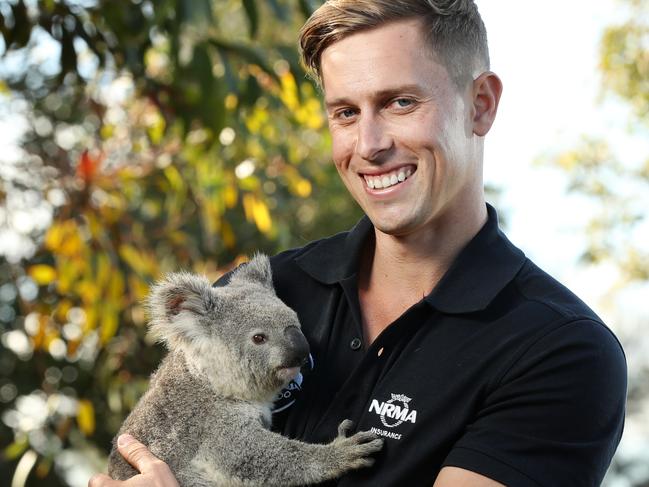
[442,319,627,487]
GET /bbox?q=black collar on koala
[293,203,526,314]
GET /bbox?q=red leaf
[77,150,99,183]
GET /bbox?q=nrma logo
[368,393,417,428]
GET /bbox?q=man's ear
[146,272,217,348]
[229,253,274,290]
[472,71,503,137]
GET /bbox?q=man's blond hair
[299,0,489,88]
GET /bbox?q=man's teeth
[365,167,413,189]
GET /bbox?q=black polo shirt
[219,205,627,486]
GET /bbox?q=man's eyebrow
[324,84,426,110]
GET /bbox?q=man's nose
[355,113,392,162]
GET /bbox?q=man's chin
[369,215,419,237]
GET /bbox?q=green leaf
[178,0,213,27]
[58,27,78,83]
[241,73,262,107]
[9,1,31,48]
[267,0,289,22]
[210,38,281,85]
[242,0,259,38]
[298,0,317,18]
[191,42,226,131]
[4,436,29,460]
[278,45,313,100]
[0,10,8,47]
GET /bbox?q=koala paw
[328,420,384,471]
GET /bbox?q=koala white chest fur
[107,255,382,487]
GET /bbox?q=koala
[108,254,383,487]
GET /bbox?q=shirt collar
[294,204,526,314]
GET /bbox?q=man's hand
[88,435,180,487]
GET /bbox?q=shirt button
[350,338,362,350]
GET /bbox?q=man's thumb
[117,434,162,473]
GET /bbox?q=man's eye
[392,98,413,108]
[339,108,357,119]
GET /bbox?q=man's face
[320,18,483,237]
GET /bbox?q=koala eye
[252,334,267,345]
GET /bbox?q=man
[90,1,626,486]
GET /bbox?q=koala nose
[284,326,310,366]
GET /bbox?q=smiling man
[90,1,627,487]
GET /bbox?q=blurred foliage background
[0,0,364,485]
[541,1,649,484]
[0,0,646,486]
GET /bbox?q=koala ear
[146,272,218,348]
[229,253,274,290]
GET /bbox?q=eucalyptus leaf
[242,0,259,38]
[267,0,289,22]
[298,0,318,18]
[209,38,280,85]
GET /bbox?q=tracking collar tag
[272,353,314,413]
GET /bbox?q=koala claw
[337,419,355,437]
[329,420,384,472]
[348,430,381,444]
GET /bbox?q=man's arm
[88,435,179,487]
[433,320,626,487]
[434,467,506,487]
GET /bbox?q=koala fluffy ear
[146,272,217,348]
[229,253,274,290]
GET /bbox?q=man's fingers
[88,473,118,487]
[87,436,178,487]
[117,434,168,475]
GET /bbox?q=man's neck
[358,202,488,344]
[375,204,486,291]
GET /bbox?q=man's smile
[361,164,416,190]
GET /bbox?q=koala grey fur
[107,254,383,487]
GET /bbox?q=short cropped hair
[299,0,489,88]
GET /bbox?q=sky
[477,0,649,319]
[476,5,649,478]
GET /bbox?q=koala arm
[196,412,382,487]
